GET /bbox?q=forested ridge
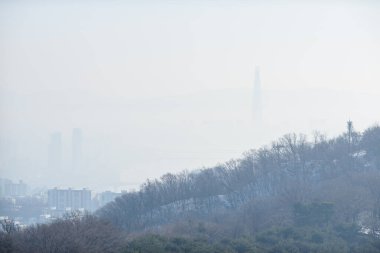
[97,124,380,234]
[2,123,380,253]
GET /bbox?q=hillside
[97,124,380,237]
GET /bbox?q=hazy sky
[1,1,379,191]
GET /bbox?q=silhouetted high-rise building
[72,128,82,172]
[48,132,62,172]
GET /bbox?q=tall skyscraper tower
[48,132,62,172]
[72,128,82,172]
[253,66,262,124]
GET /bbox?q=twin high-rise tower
[48,129,82,175]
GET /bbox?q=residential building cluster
[0,178,28,198]
[0,178,124,227]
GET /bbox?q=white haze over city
[1,0,379,191]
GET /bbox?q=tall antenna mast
[347,120,353,153]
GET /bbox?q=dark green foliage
[361,125,380,169]
[125,235,166,253]
[122,225,380,253]
[123,235,259,253]
[310,233,324,244]
[334,223,361,241]
[293,202,334,227]
[0,233,13,253]
[230,238,255,253]
[253,225,380,253]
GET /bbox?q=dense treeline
[1,124,380,252]
[122,224,380,253]
[121,201,380,252]
[0,212,125,253]
[2,208,380,253]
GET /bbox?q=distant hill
[98,123,380,238]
